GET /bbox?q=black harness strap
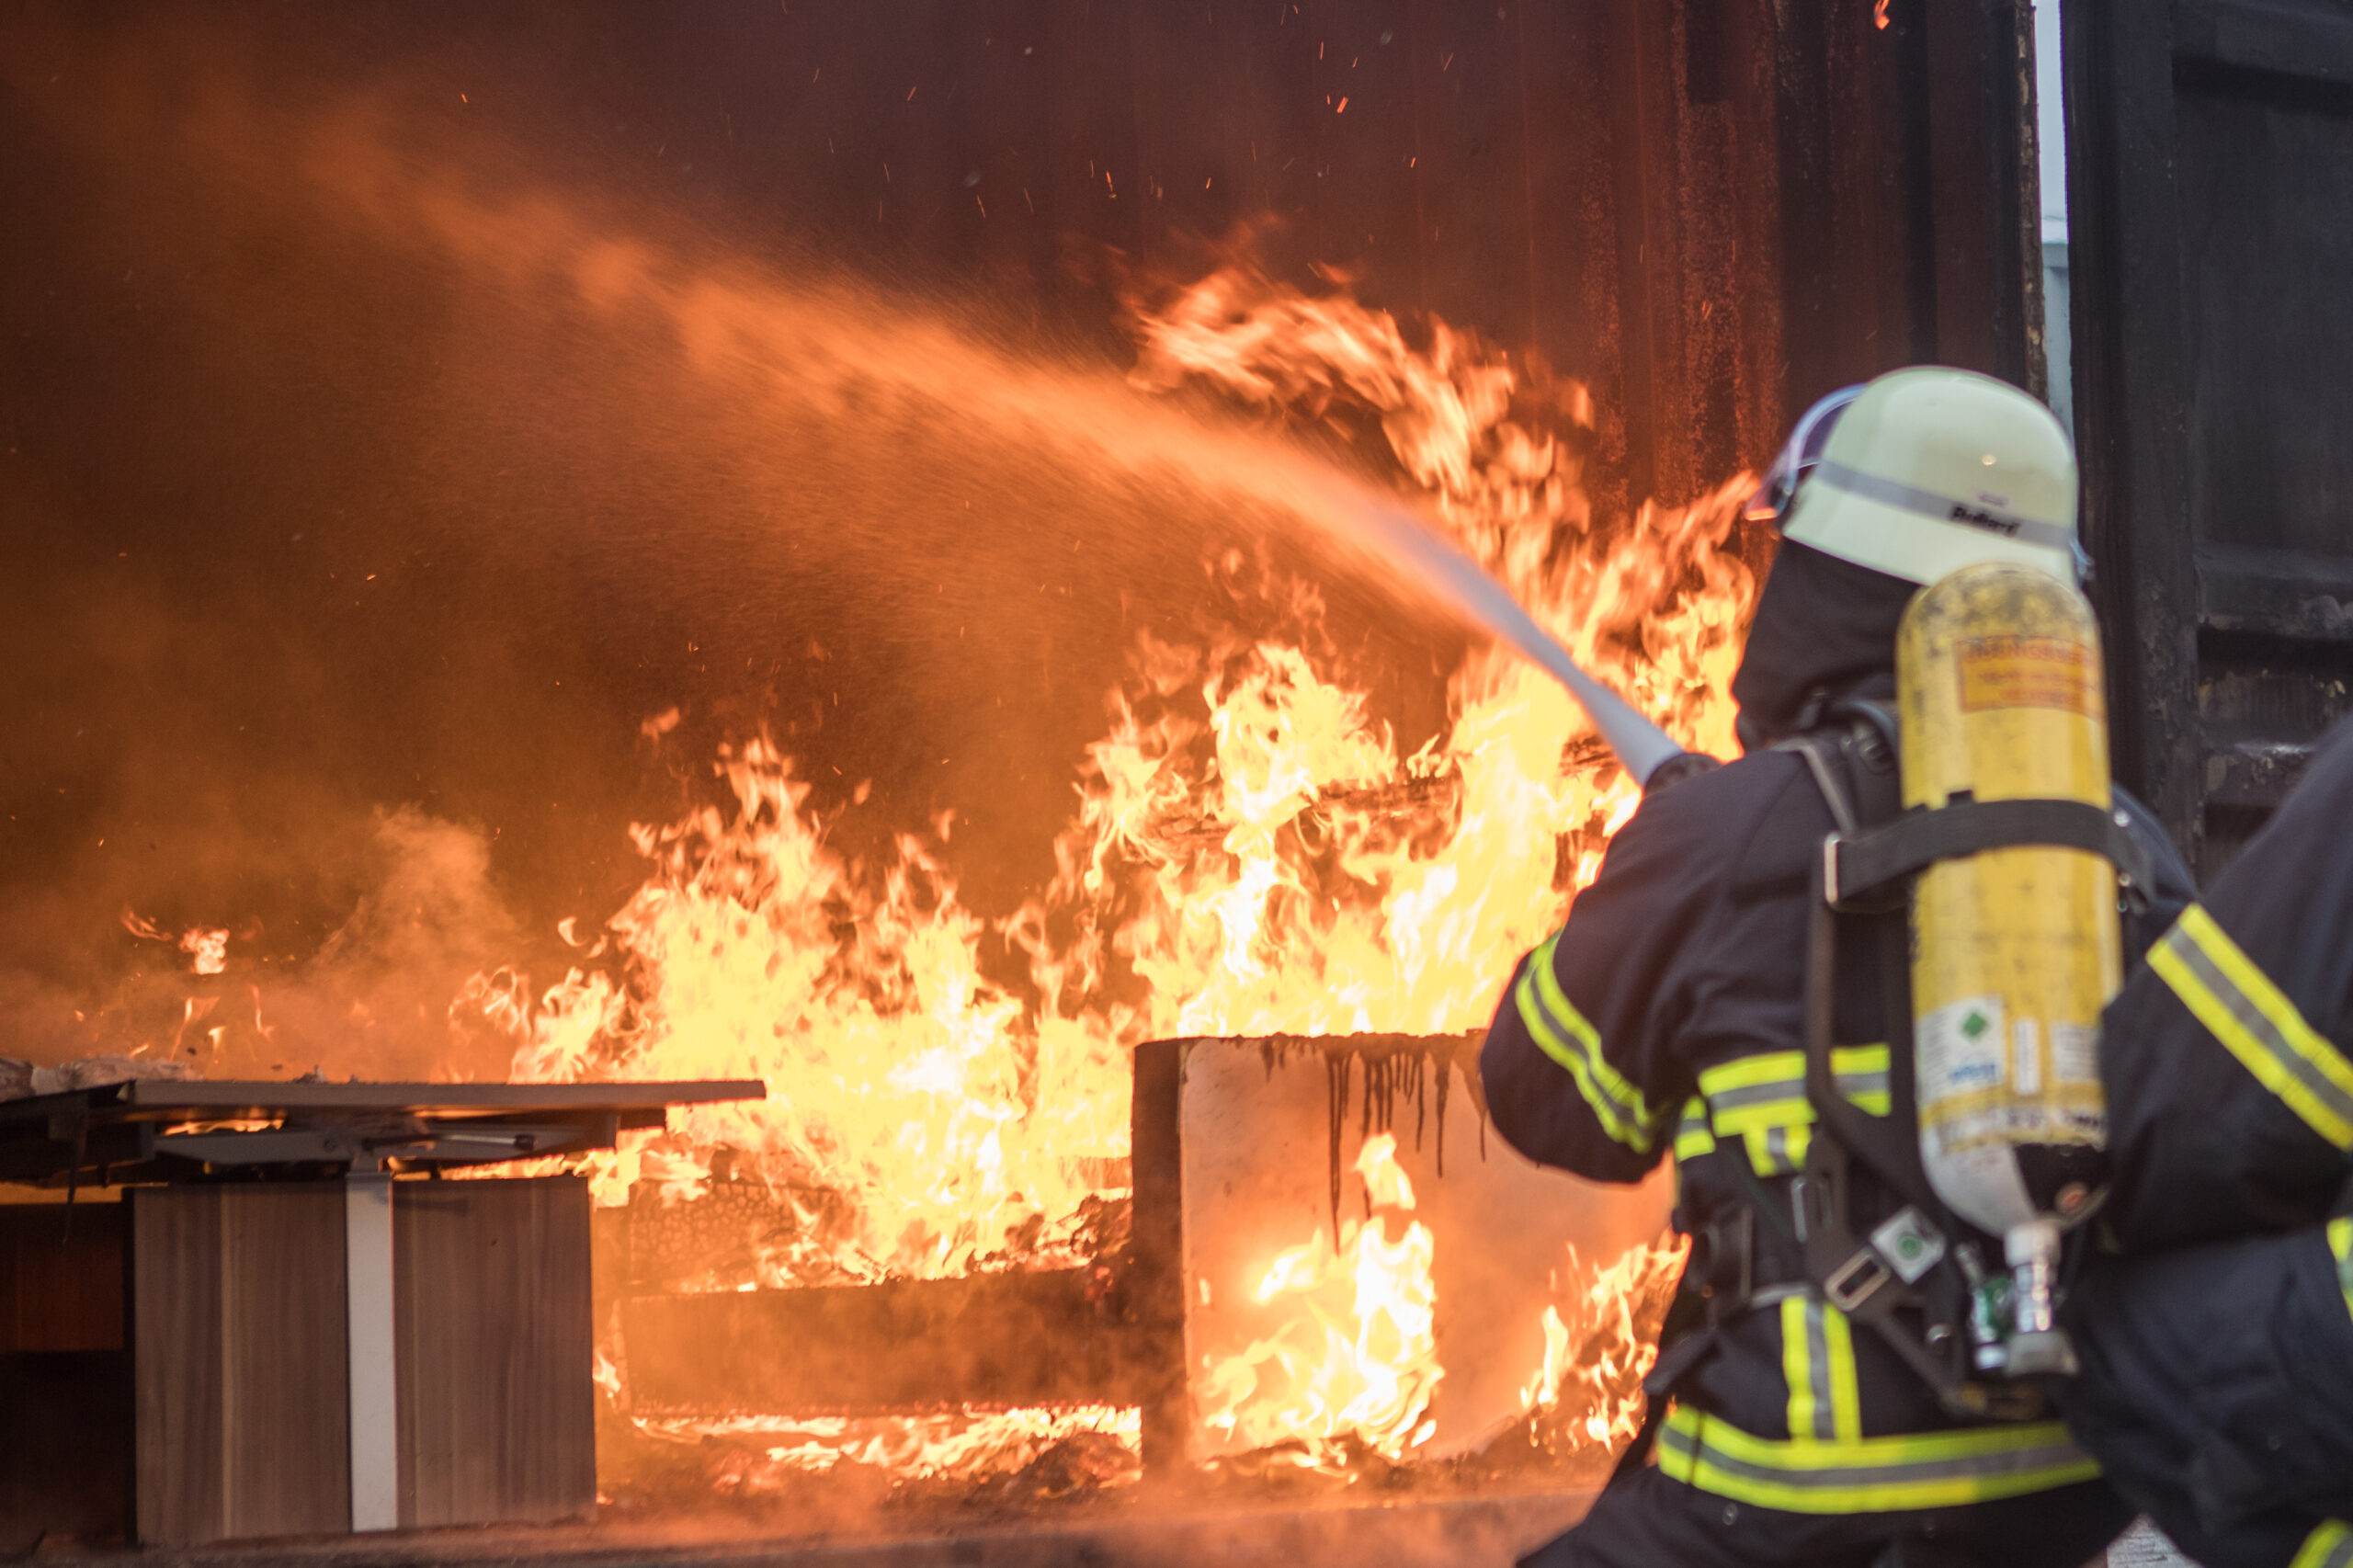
[1781,711,1941,1214]
[1784,708,2046,1421]
[1828,797,2154,912]
[1629,703,2078,1453]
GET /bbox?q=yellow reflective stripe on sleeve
[1675,1096,1717,1160]
[1822,1301,1863,1442]
[1515,934,1662,1153]
[2329,1218,2353,1325]
[1713,1093,1813,1139]
[1655,1405,2100,1514]
[1779,1297,1862,1443]
[1699,1047,1889,1174]
[1700,1051,1813,1096]
[2150,904,2353,1151]
[1832,1044,1894,1117]
[1741,1121,1813,1176]
[1699,1048,1892,1130]
[2290,1519,2353,1568]
[1696,1045,1892,1093]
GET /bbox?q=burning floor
[21,1490,1604,1568]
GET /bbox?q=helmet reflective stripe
[1808,460,2080,557]
[1778,366,2082,586]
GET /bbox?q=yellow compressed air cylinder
[1897,562,2120,1238]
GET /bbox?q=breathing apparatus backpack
[1620,366,2183,1442]
[1772,560,2159,1417]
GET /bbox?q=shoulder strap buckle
[1822,833,1859,910]
[1823,1247,1894,1315]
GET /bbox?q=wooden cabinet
[0,1177,594,1549]
[392,1180,595,1532]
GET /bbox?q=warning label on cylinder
[1956,636,2097,715]
[1918,994,2006,1107]
[1916,998,2106,1154]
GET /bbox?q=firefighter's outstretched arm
[1480,778,1716,1186]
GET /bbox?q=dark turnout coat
[2058,719,2353,1568]
[1480,544,2187,1562]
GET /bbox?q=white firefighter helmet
[1758,366,2084,585]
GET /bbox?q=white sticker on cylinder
[2051,1022,2101,1085]
[1917,995,2006,1107]
[2013,1017,2042,1096]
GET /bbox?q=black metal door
[2064,0,2353,877]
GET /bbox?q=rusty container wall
[2065,0,2353,873]
[498,0,2040,517]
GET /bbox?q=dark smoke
[0,6,1459,1077]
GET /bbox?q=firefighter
[1482,366,2194,1568]
[2052,716,2353,1568]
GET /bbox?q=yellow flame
[467,256,1756,1477]
[642,1406,1140,1491]
[1196,1133,1442,1468]
[1519,1233,1690,1456]
[481,741,1125,1287]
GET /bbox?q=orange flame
[121,909,231,975]
[1195,1133,1441,1469]
[475,740,1126,1285]
[59,67,1757,1483]
[1519,1233,1690,1455]
[643,1406,1141,1492]
[181,928,230,976]
[468,255,1758,1479]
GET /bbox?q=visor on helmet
[1745,384,1868,529]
